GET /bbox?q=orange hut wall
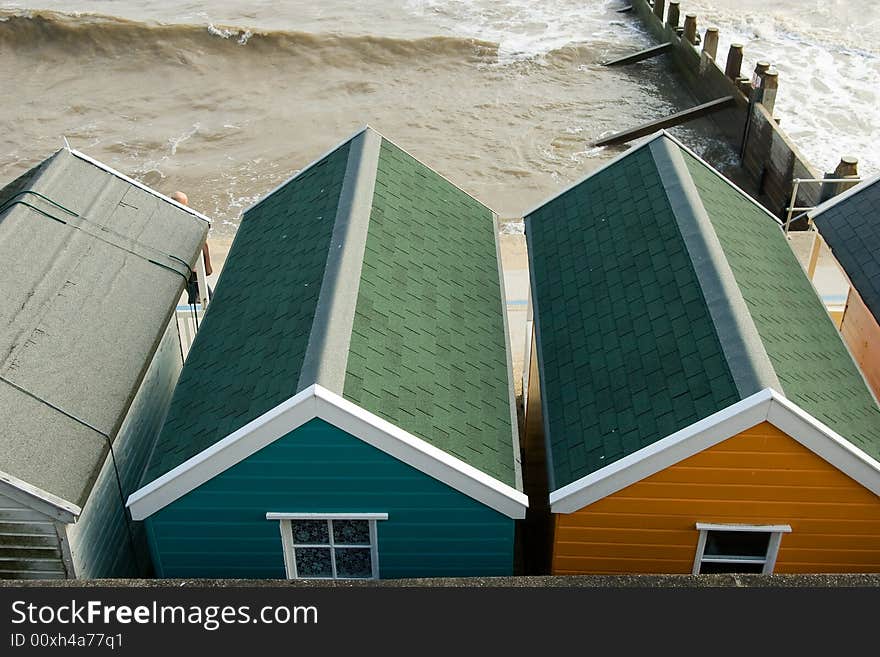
[552,422,880,574]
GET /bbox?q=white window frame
[266,513,387,580]
[692,523,792,575]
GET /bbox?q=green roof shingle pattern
[343,140,518,487]
[526,145,741,490]
[144,144,351,480]
[682,152,880,462]
[143,131,520,490]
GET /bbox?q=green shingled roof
[681,151,880,463]
[144,128,520,489]
[526,132,880,491]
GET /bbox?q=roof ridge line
[657,130,784,227]
[242,125,370,216]
[808,171,880,220]
[0,468,81,522]
[67,148,212,225]
[649,136,782,398]
[522,130,668,219]
[296,129,382,395]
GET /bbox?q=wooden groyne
[623,0,858,225]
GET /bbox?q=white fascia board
[522,131,666,219]
[807,172,880,220]
[549,389,775,513]
[242,126,370,216]
[313,386,528,519]
[128,385,528,521]
[0,470,80,523]
[549,388,880,514]
[68,149,212,224]
[765,392,880,496]
[126,385,319,520]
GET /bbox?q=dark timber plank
[593,96,738,147]
[602,42,672,66]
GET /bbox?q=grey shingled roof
[526,132,880,491]
[810,175,880,323]
[0,149,208,509]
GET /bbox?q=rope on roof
[0,197,193,284]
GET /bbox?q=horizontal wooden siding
[149,418,514,578]
[553,421,880,574]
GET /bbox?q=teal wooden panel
[149,418,515,579]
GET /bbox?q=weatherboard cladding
[0,148,206,508]
[144,141,351,481]
[147,419,514,578]
[344,139,518,488]
[681,151,880,462]
[144,130,519,491]
[525,143,741,490]
[812,179,880,323]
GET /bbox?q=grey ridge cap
[523,130,783,226]
[126,385,529,521]
[0,469,79,523]
[649,136,782,397]
[549,388,880,513]
[297,129,382,394]
[807,172,880,220]
[243,126,371,216]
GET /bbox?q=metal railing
[784,177,861,233]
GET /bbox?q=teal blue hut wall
[147,418,515,578]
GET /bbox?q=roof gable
[127,385,528,520]
[550,388,880,513]
[142,127,521,489]
[0,148,207,508]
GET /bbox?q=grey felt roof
[810,175,880,322]
[0,149,208,510]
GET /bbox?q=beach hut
[522,131,880,575]
[808,175,880,398]
[0,148,209,579]
[127,127,526,579]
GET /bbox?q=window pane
[333,520,370,545]
[291,520,329,545]
[335,548,372,578]
[704,531,770,559]
[295,547,332,577]
[700,561,765,574]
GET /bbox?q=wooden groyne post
[627,0,847,221]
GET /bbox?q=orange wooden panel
[551,422,880,574]
[840,287,880,400]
